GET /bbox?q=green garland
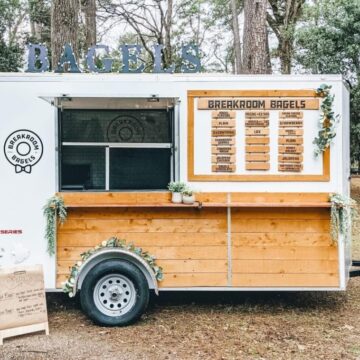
[330,193,356,243]
[62,237,164,297]
[43,195,67,256]
[313,84,339,156]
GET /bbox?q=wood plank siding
[56,193,339,288]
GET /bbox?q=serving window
[59,109,174,191]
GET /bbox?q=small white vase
[182,195,195,204]
[171,192,182,203]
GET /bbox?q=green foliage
[167,181,187,193]
[330,193,356,243]
[182,189,194,196]
[0,40,23,71]
[62,237,164,297]
[43,195,67,256]
[296,0,360,76]
[313,84,339,156]
[27,0,51,44]
[0,0,26,71]
[295,0,360,166]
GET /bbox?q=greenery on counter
[330,193,356,243]
[43,195,67,256]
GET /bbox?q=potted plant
[168,182,186,203]
[182,188,195,204]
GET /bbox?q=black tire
[80,259,149,326]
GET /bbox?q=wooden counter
[58,192,332,208]
[56,192,338,289]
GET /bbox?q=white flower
[77,261,82,267]
[101,240,107,247]
[69,277,75,284]
[68,292,74,298]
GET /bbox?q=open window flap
[38,95,177,110]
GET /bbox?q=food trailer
[0,73,351,325]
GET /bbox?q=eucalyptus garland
[62,237,164,297]
[313,84,339,156]
[43,195,67,256]
[329,193,356,243]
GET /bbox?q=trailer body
[0,74,350,299]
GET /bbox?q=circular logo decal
[4,129,43,174]
[107,116,144,142]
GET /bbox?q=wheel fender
[73,248,159,296]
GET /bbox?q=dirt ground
[1,184,360,360]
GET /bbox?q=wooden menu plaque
[278,145,304,154]
[279,111,303,119]
[198,98,319,110]
[211,137,235,146]
[279,119,303,127]
[278,155,303,163]
[246,137,270,145]
[211,110,236,119]
[246,128,269,136]
[212,129,236,137]
[246,154,270,162]
[245,111,270,118]
[211,146,236,154]
[278,137,303,145]
[278,163,303,172]
[212,164,236,172]
[245,145,270,153]
[245,119,269,127]
[211,155,236,163]
[212,119,236,128]
[279,129,303,136]
[246,162,270,171]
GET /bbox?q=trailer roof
[0,73,344,83]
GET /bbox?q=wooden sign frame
[187,90,330,182]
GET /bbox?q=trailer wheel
[80,260,149,326]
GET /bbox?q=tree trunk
[242,0,271,74]
[164,0,173,68]
[230,0,242,74]
[81,0,96,49]
[51,0,79,69]
[279,38,292,74]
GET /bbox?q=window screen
[61,146,105,190]
[61,110,171,143]
[110,149,171,190]
[60,108,173,191]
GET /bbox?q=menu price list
[245,111,270,171]
[278,111,304,172]
[211,111,236,173]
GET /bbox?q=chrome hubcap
[93,274,136,317]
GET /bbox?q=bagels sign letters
[26,43,201,74]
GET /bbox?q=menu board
[245,111,270,171]
[278,111,304,172]
[211,111,236,173]
[190,90,327,180]
[0,265,49,344]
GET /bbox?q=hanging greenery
[62,237,164,297]
[313,84,339,156]
[330,193,356,243]
[43,195,67,256]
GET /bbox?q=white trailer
[0,74,351,325]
